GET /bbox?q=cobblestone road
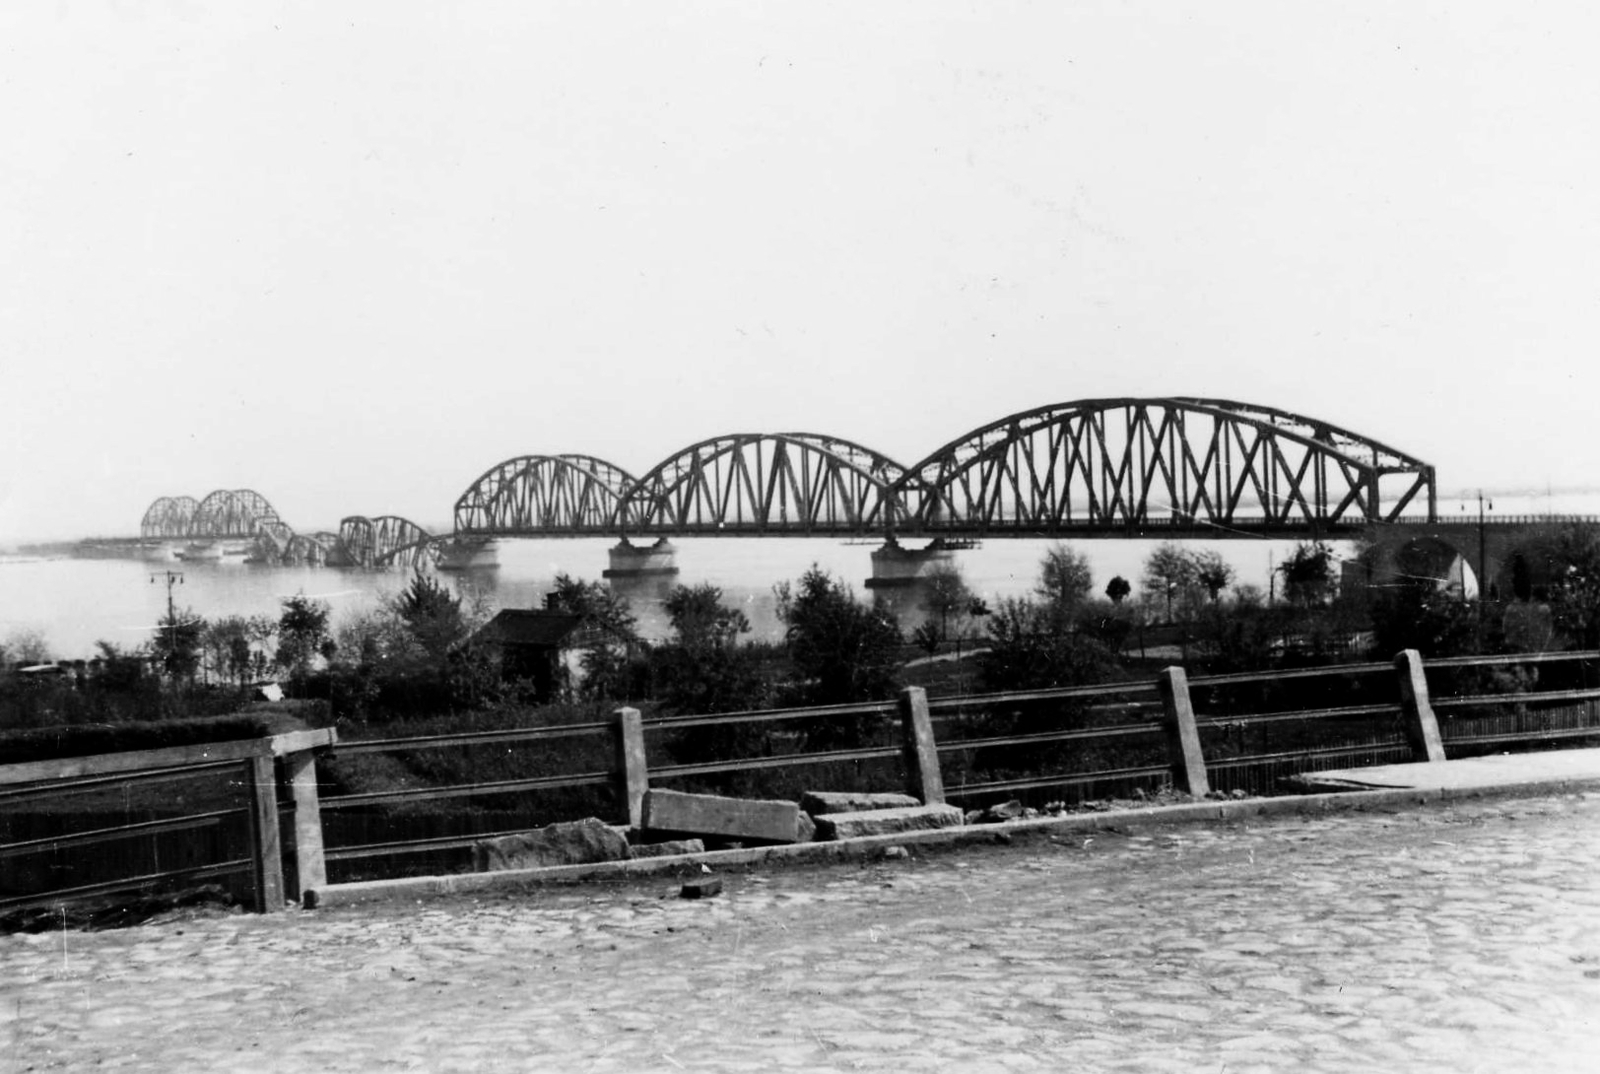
[5,792,1600,1073]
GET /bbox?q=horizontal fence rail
[7,650,1600,916]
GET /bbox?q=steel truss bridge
[140,490,435,569]
[140,398,1443,561]
[452,398,1437,539]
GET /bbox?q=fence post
[898,686,945,805]
[613,706,648,829]
[246,754,286,912]
[1156,666,1210,797]
[1394,648,1446,762]
[284,749,327,898]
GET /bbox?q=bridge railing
[8,650,1598,915]
[0,730,334,919]
[301,647,1598,890]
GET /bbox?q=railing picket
[898,686,945,805]
[1395,649,1446,763]
[613,707,648,829]
[245,756,285,912]
[1157,667,1210,796]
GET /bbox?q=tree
[775,567,902,705]
[1370,580,1479,658]
[277,593,332,683]
[394,570,468,663]
[1279,542,1336,607]
[921,563,975,644]
[1105,575,1131,605]
[1035,546,1093,616]
[202,615,276,687]
[152,608,204,680]
[2,628,52,666]
[651,583,766,716]
[546,573,641,700]
[977,597,1120,692]
[1541,525,1600,648]
[1142,543,1199,623]
[1193,550,1235,602]
[663,582,750,650]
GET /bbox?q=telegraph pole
[150,570,184,664]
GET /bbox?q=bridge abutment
[603,537,679,579]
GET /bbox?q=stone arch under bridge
[1357,517,1600,601]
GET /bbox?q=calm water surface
[4,490,1593,660]
[2,536,1319,660]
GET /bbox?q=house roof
[475,609,584,647]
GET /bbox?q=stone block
[812,803,965,840]
[473,818,631,872]
[626,838,706,860]
[680,878,723,899]
[979,799,1025,823]
[642,788,802,844]
[795,810,817,843]
[800,790,922,816]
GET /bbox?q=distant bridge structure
[891,397,1437,538]
[454,455,637,536]
[445,398,1439,540]
[338,515,436,569]
[138,397,1472,570]
[141,489,286,542]
[619,433,911,535]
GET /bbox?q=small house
[471,609,583,701]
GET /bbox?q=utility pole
[150,570,184,666]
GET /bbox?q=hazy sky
[4,2,1598,543]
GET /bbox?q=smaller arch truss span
[141,496,200,538]
[141,489,287,540]
[283,532,342,567]
[896,398,1436,536]
[339,515,436,569]
[621,433,909,535]
[454,455,637,536]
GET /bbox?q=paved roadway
[5,791,1599,1073]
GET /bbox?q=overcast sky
[3,2,1598,543]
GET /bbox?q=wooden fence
[4,649,1599,915]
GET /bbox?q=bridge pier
[603,537,679,579]
[864,536,960,590]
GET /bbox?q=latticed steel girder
[454,454,638,535]
[141,489,286,539]
[620,432,910,535]
[892,397,1436,535]
[282,533,339,567]
[140,496,200,538]
[338,515,435,569]
[191,489,285,538]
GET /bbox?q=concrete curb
[303,774,1600,911]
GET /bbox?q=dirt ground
[6,792,1600,1073]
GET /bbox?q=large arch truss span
[620,433,909,535]
[454,454,638,536]
[894,397,1436,536]
[339,515,436,569]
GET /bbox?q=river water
[3,489,1594,661]
[0,536,1313,660]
